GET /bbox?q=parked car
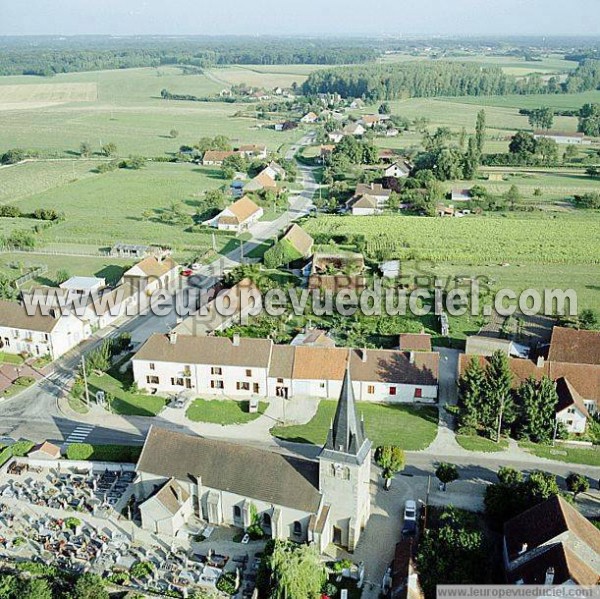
[403,500,417,521]
[181,269,193,277]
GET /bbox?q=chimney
[362,348,368,363]
[537,356,545,368]
[519,543,528,555]
[168,331,178,345]
[232,333,241,347]
[544,567,555,585]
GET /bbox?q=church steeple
[322,366,370,460]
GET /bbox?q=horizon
[1,0,599,38]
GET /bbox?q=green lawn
[519,440,600,467]
[186,398,268,425]
[0,352,25,365]
[2,376,36,398]
[456,434,508,453]
[271,401,438,450]
[87,371,167,417]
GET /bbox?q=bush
[66,443,94,461]
[10,439,34,456]
[130,561,154,579]
[0,205,23,218]
[216,572,238,594]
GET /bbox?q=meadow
[0,67,300,156]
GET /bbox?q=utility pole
[496,394,504,444]
[81,355,90,408]
[552,417,558,447]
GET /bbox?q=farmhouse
[201,150,236,166]
[343,122,366,137]
[291,328,335,348]
[59,276,106,295]
[398,333,432,353]
[351,183,392,211]
[110,243,152,259]
[262,161,286,181]
[135,370,372,551]
[132,333,439,403]
[503,495,600,585]
[281,223,314,257]
[0,299,90,360]
[121,256,179,296]
[237,144,267,159]
[204,196,263,233]
[328,131,344,143]
[533,131,588,145]
[243,169,278,193]
[451,188,472,202]
[346,193,380,216]
[384,161,411,179]
[300,111,318,123]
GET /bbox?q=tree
[528,107,554,131]
[378,102,391,115]
[18,578,52,599]
[563,144,578,163]
[267,540,327,599]
[505,184,521,210]
[457,357,486,432]
[435,462,459,491]
[516,376,558,443]
[374,446,405,488]
[509,131,536,157]
[483,351,514,441]
[475,109,486,154]
[55,269,71,285]
[71,573,109,599]
[566,472,589,499]
[169,129,179,139]
[79,141,92,157]
[101,142,117,157]
[578,103,600,137]
[462,136,480,180]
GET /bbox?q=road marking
[64,424,94,446]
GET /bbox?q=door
[333,526,343,545]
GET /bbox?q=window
[567,419,573,426]
[211,366,222,375]
[210,380,224,389]
[320,382,325,388]
[43,334,49,342]
[185,379,192,389]
[245,369,252,377]
[567,408,576,414]
[149,363,155,370]
[233,506,241,519]
[253,383,259,394]
[146,375,160,385]
[3,337,9,347]
[293,521,302,536]
[414,388,422,398]
[277,378,284,384]
[237,382,250,391]
[367,385,375,394]
[171,377,184,386]
[389,386,397,396]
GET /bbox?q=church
[134,368,372,552]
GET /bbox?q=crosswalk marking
[64,424,94,446]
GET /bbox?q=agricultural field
[205,63,325,88]
[0,67,300,156]
[3,161,229,255]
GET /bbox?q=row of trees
[302,59,600,101]
[483,130,559,167]
[458,351,559,443]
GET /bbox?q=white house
[346,194,380,216]
[384,161,411,179]
[555,377,589,434]
[139,478,195,537]
[0,299,90,360]
[132,333,440,404]
[343,122,366,137]
[59,276,106,294]
[328,131,344,143]
[533,131,588,145]
[201,150,236,166]
[204,196,263,233]
[237,144,268,160]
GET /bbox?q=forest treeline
[302,59,600,100]
[0,39,377,76]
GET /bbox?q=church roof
[321,367,371,464]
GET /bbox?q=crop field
[0,67,300,156]
[303,213,600,265]
[205,64,324,88]
[0,82,97,107]
[448,168,600,203]
[3,161,230,254]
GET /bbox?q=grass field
[0,252,132,287]
[4,161,230,254]
[206,64,324,88]
[0,82,97,105]
[0,67,300,156]
[87,371,167,417]
[456,434,509,452]
[519,440,600,467]
[271,401,438,450]
[186,398,268,425]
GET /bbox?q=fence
[13,265,48,289]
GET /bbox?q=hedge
[66,443,142,463]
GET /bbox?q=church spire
[323,365,367,456]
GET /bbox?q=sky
[1,0,599,37]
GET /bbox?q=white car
[404,500,417,521]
